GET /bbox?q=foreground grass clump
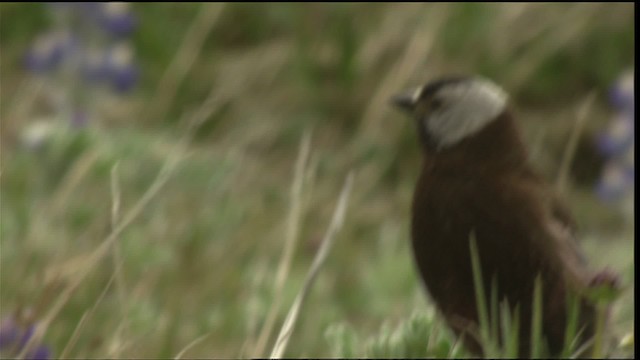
[325,310,464,358]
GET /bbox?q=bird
[390,76,616,357]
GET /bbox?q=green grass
[0,3,634,358]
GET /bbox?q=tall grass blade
[469,233,492,355]
[501,301,520,357]
[530,275,544,358]
[252,130,311,357]
[561,291,580,358]
[490,276,499,350]
[269,172,354,358]
[555,91,596,195]
[591,303,607,358]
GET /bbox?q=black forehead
[420,76,470,99]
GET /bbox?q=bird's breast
[410,169,480,306]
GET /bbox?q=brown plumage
[391,76,607,357]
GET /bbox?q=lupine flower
[99,2,137,37]
[0,316,51,360]
[595,70,634,215]
[609,70,635,113]
[22,2,139,133]
[596,113,634,157]
[23,30,73,74]
[105,42,139,93]
[596,161,634,202]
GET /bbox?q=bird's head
[391,76,509,151]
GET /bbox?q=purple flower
[99,2,137,37]
[0,318,19,348]
[105,43,139,93]
[29,346,52,360]
[22,2,140,130]
[608,70,634,112]
[111,64,139,93]
[0,316,51,360]
[596,162,634,202]
[23,31,73,74]
[595,114,634,157]
[595,69,635,207]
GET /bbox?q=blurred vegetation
[0,2,634,358]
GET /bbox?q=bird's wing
[472,173,592,290]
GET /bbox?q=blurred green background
[0,2,634,358]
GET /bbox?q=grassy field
[0,3,634,358]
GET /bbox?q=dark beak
[390,89,419,113]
